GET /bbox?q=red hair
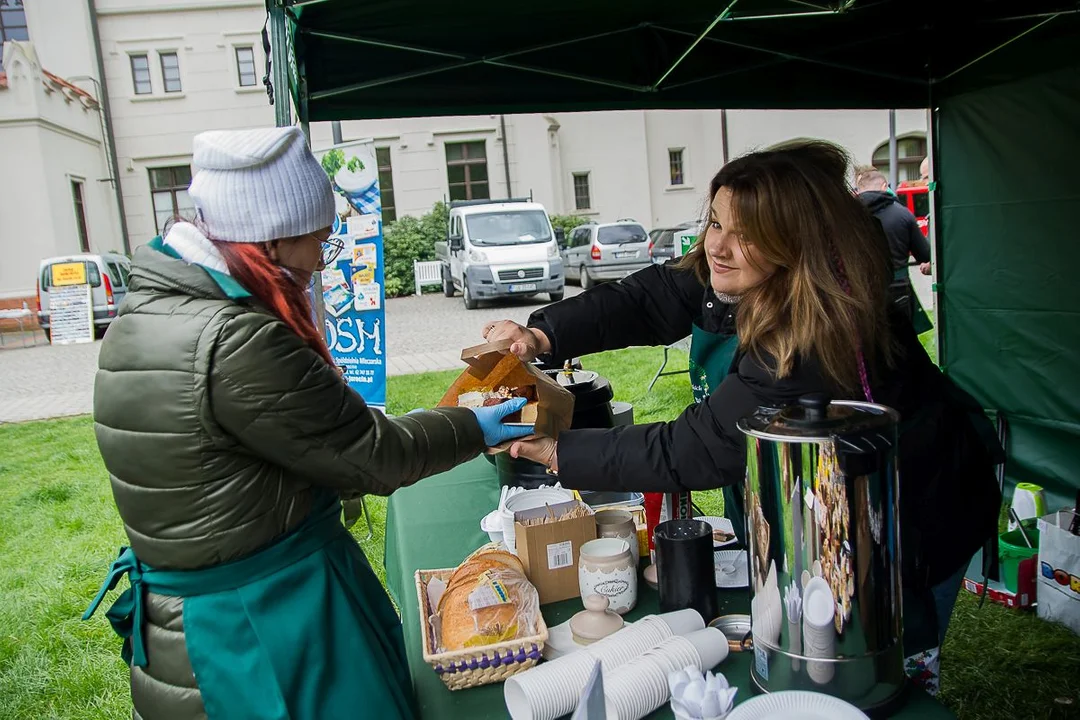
[212,240,335,366]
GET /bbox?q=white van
[37,253,131,340]
[436,199,564,309]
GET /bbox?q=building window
[573,173,591,211]
[0,0,28,73]
[376,147,396,223]
[445,141,489,201]
[235,46,257,87]
[71,181,90,252]
[872,136,927,183]
[669,149,685,186]
[149,165,193,234]
[129,54,152,95]
[160,52,182,93]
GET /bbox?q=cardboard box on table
[515,500,597,605]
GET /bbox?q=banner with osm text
[316,140,386,409]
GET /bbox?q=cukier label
[594,579,631,597]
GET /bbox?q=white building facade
[1,0,928,307]
[312,107,927,229]
[0,34,119,313]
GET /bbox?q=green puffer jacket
[93,242,484,719]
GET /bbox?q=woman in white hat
[84,126,530,719]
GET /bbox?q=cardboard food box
[437,339,575,451]
[514,500,597,605]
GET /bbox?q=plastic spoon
[1009,507,1033,548]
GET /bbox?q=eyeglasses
[320,236,345,267]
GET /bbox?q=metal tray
[708,614,753,653]
[577,490,645,509]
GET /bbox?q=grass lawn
[2,346,1078,719]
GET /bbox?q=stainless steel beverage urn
[737,394,906,713]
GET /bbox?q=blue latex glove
[468,396,536,447]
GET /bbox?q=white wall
[0,42,117,299]
[22,0,96,82]
[554,111,653,226]
[95,1,273,244]
[644,110,725,227]
[725,109,927,167]
[318,108,928,231]
[312,115,522,220]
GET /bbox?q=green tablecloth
[385,457,954,720]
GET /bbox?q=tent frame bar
[933,14,1060,83]
[653,0,740,89]
[304,29,468,60]
[656,26,926,86]
[307,24,650,101]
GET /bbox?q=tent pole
[332,121,343,145]
[500,115,513,196]
[927,107,943,368]
[721,109,730,165]
[888,110,898,190]
[269,3,292,127]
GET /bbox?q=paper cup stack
[505,610,729,720]
[802,577,837,685]
[603,630,728,720]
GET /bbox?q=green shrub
[382,201,448,298]
[549,214,589,239]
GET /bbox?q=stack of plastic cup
[504,610,708,720]
[802,577,837,685]
[603,629,729,720]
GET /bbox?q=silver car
[37,253,131,340]
[561,220,651,289]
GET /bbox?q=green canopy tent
[269,0,1080,507]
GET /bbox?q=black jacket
[529,261,735,361]
[529,263,1001,587]
[859,191,931,272]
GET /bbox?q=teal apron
[687,323,745,542]
[83,498,416,720]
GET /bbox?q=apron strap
[82,547,148,667]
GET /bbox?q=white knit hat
[188,126,336,242]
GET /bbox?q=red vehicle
[896,180,930,237]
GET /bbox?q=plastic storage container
[999,519,1040,593]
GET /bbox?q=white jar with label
[578,538,637,615]
[594,509,640,566]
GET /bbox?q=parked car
[647,221,696,264]
[434,198,564,310]
[37,253,131,340]
[561,220,651,289]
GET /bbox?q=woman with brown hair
[484,141,1001,692]
[84,126,531,719]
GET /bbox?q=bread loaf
[437,546,540,652]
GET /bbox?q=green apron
[84,497,416,720]
[688,323,745,542]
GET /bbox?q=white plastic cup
[680,627,730,670]
[586,619,672,671]
[656,608,706,636]
[505,651,596,720]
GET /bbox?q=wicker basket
[415,568,548,691]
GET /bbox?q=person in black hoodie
[484,141,1001,694]
[856,170,931,320]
